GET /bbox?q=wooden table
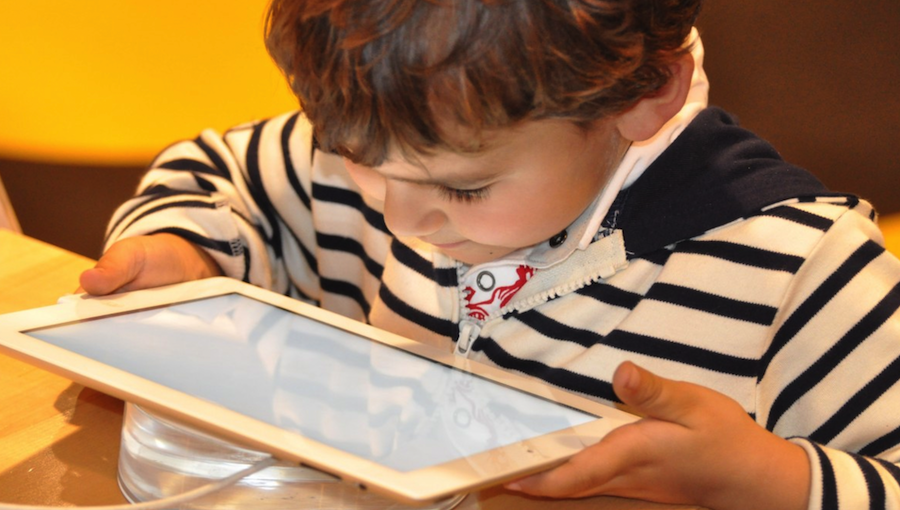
[0,230,126,505]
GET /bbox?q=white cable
[0,456,277,510]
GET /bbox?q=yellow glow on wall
[0,1,298,165]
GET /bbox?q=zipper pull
[455,320,481,358]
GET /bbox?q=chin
[443,247,514,266]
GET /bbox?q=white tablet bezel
[0,277,638,504]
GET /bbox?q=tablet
[0,277,638,504]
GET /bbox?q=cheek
[452,178,596,248]
[344,161,386,201]
[452,195,557,246]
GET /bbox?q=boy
[80,1,900,509]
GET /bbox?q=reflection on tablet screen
[28,294,596,472]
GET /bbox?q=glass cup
[118,403,467,510]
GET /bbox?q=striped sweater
[105,107,900,509]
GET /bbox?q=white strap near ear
[578,27,710,250]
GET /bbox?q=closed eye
[436,185,491,204]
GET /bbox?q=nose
[382,180,446,238]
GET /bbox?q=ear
[615,53,695,142]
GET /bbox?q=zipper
[454,320,482,358]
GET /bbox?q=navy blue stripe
[873,458,900,491]
[391,240,457,287]
[377,285,454,338]
[158,158,224,177]
[281,113,313,211]
[118,198,218,235]
[241,242,251,283]
[137,184,211,199]
[194,135,231,178]
[474,338,618,402]
[222,213,267,284]
[575,282,641,310]
[812,352,900,444]
[106,188,189,239]
[762,206,834,232]
[149,226,235,256]
[604,330,757,376]
[809,442,839,510]
[860,424,900,457]
[630,248,672,265]
[321,278,370,316]
[114,192,160,219]
[646,282,777,325]
[767,280,900,431]
[318,233,385,280]
[296,237,319,276]
[244,120,285,259]
[243,119,313,275]
[761,240,885,378]
[193,175,218,193]
[852,455,885,510]
[312,183,390,235]
[287,281,318,305]
[676,240,805,273]
[132,187,248,228]
[513,310,600,349]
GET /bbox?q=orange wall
[0,1,298,166]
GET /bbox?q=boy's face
[343,118,628,266]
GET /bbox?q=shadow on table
[0,385,126,505]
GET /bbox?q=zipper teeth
[498,273,600,317]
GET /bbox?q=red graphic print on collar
[463,265,536,321]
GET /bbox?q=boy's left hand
[505,362,810,510]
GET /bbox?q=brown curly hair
[265,0,702,166]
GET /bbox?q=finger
[505,446,619,498]
[78,267,124,295]
[78,242,145,295]
[612,361,703,424]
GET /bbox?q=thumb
[79,240,145,295]
[613,361,699,424]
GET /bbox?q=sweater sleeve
[758,203,900,510]
[103,112,322,301]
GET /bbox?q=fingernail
[505,482,522,491]
[622,362,641,392]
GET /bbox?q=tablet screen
[26,293,596,472]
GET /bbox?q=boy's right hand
[78,234,223,296]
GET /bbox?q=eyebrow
[379,168,502,190]
[388,175,490,187]
[373,154,503,188]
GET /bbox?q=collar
[614,107,834,257]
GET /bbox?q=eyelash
[436,185,491,204]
